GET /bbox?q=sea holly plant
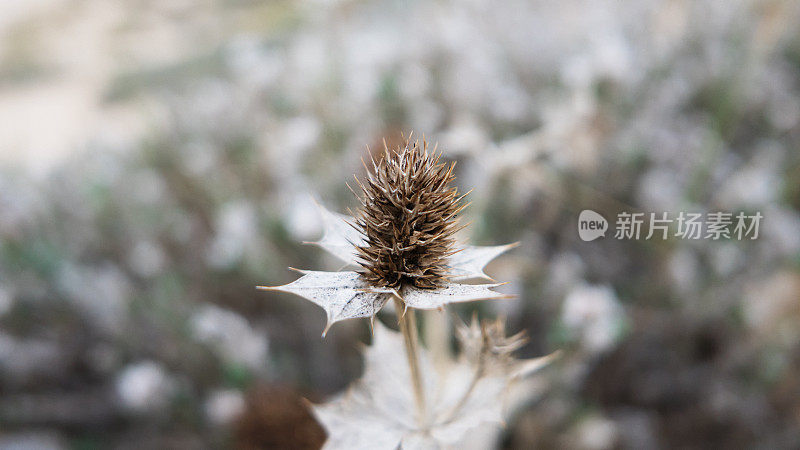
[258,137,555,449]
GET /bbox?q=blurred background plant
[1,0,799,448]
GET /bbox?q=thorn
[287,267,307,274]
[360,156,371,174]
[369,316,375,336]
[321,321,333,338]
[449,246,467,256]
[345,180,361,200]
[353,174,368,193]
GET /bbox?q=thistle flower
[258,135,557,449]
[353,138,464,290]
[258,136,518,336]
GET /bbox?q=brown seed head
[456,315,528,371]
[353,137,466,289]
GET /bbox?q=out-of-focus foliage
[1,0,800,448]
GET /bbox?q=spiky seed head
[456,315,528,369]
[353,136,466,290]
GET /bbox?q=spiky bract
[353,138,466,290]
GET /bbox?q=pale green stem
[393,296,427,427]
[440,346,487,425]
[424,309,452,373]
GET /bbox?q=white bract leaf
[313,321,556,450]
[257,271,390,336]
[315,397,406,450]
[258,271,511,335]
[402,283,512,310]
[306,202,365,265]
[314,322,433,450]
[428,362,506,445]
[399,434,441,450]
[448,243,519,281]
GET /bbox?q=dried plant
[353,138,464,289]
[258,136,555,449]
[313,319,555,449]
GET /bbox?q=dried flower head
[456,314,528,370]
[258,134,518,335]
[353,138,466,289]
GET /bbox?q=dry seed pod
[353,137,467,289]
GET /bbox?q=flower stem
[440,348,486,425]
[424,310,452,371]
[393,296,427,426]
